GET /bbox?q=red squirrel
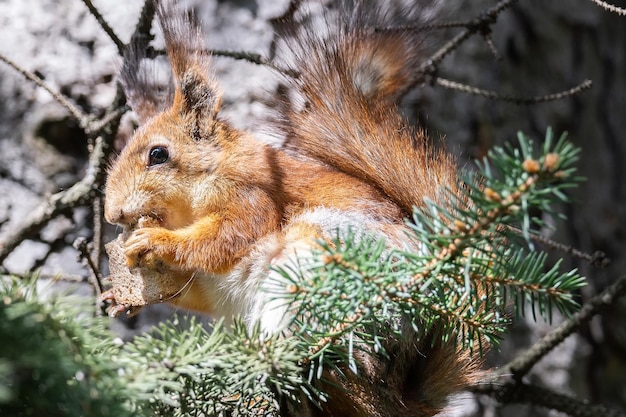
[104,1,481,415]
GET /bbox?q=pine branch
[479,250,586,321]
[266,128,585,376]
[2,128,589,416]
[497,274,626,379]
[0,277,135,416]
[116,318,311,415]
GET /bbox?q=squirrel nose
[105,208,128,226]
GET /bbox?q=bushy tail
[273,4,477,415]
[275,0,459,216]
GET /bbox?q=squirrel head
[105,1,227,230]
[103,105,226,230]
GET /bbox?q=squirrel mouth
[121,217,156,239]
[124,215,164,232]
[139,215,163,227]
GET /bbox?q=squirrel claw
[124,227,176,270]
[107,303,128,318]
[99,290,128,318]
[99,289,116,302]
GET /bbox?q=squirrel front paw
[124,227,177,270]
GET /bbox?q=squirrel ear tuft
[179,69,221,115]
[176,68,222,139]
[119,40,173,125]
[157,0,222,138]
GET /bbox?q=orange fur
[104,1,484,416]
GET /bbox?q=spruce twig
[280,129,584,368]
[497,274,626,379]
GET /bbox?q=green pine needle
[2,129,587,416]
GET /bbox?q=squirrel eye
[148,146,169,166]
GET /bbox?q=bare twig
[0,50,131,137]
[73,236,104,296]
[92,196,104,277]
[419,28,474,77]
[378,21,477,32]
[507,226,610,268]
[0,135,107,264]
[206,49,295,76]
[497,274,626,379]
[0,0,157,268]
[436,78,593,104]
[417,0,519,76]
[587,0,626,16]
[130,0,156,45]
[481,32,501,61]
[149,47,298,77]
[0,52,90,126]
[473,381,626,417]
[80,0,125,54]
[85,103,129,137]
